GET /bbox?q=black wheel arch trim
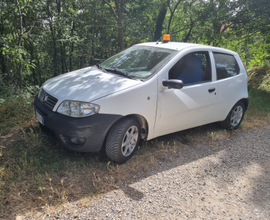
[240,97,249,110]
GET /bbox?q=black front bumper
[34,96,122,152]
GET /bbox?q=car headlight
[57,101,100,117]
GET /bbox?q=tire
[220,101,245,130]
[105,117,141,163]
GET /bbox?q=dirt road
[23,124,270,220]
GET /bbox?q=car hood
[42,66,142,102]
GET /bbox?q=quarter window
[213,53,240,80]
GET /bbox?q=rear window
[213,53,240,80]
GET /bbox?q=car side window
[169,51,211,85]
[213,53,240,80]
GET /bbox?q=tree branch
[103,0,118,20]
[22,22,36,36]
[167,0,183,33]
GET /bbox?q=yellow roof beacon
[163,34,170,43]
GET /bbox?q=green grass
[247,66,270,119]
[240,86,270,130]
[248,86,270,112]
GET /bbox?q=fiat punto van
[34,35,249,163]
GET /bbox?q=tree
[103,0,125,50]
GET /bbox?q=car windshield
[100,46,177,79]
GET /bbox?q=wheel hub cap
[230,106,243,127]
[121,125,138,157]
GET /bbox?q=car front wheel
[220,101,245,130]
[105,117,141,163]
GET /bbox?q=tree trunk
[70,41,74,71]
[56,0,61,14]
[60,42,65,74]
[183,21,195,42]
[50,24,58,77]
[91,4,95,65]
[29,39,38,85]
[91,29,95,64]
[70,21,74,71]
[16,0,23,90]
[47,0,59,77]
[37,58,41,86]
[153,2,167,41]
[103,0,125,51]
[0,15,7,78]
[167,0,183,34]
[115,0,124,50]
[80,56,83,69]
[64,43,68,73]
[0,53,6,77]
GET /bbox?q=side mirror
[162,79,184,89]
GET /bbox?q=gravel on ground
[22,124,270,220]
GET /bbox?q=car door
[154,50,219,136]
[209,51,248,122]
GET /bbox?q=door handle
[208,88,215,93]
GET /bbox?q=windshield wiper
[104,68,133,79]
[95,63,106,72]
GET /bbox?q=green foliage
[248,40,270,68]
[0,0,269,88]
[0,77,12,99]
[0,80,39,134]
[248,66,270,92]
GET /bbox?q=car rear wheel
[105,117,141,163]
[220,101,245,130]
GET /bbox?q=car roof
[136,42,237,54]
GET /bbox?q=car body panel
[95,77,158,140]
[42,66,142,111]
[209,53,248,122]
[153,48,218,137]
[154,81,219,136]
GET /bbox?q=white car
[34,35,249,163]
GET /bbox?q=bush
[0,76,13,100]
[0,81,39,132]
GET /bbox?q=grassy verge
[243,66,270,129]
[0,67,270,219]
[242,86,270,129]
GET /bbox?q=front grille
[38,89,58,110]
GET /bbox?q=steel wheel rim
[121,125,139,157]
[230,106,243,127]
